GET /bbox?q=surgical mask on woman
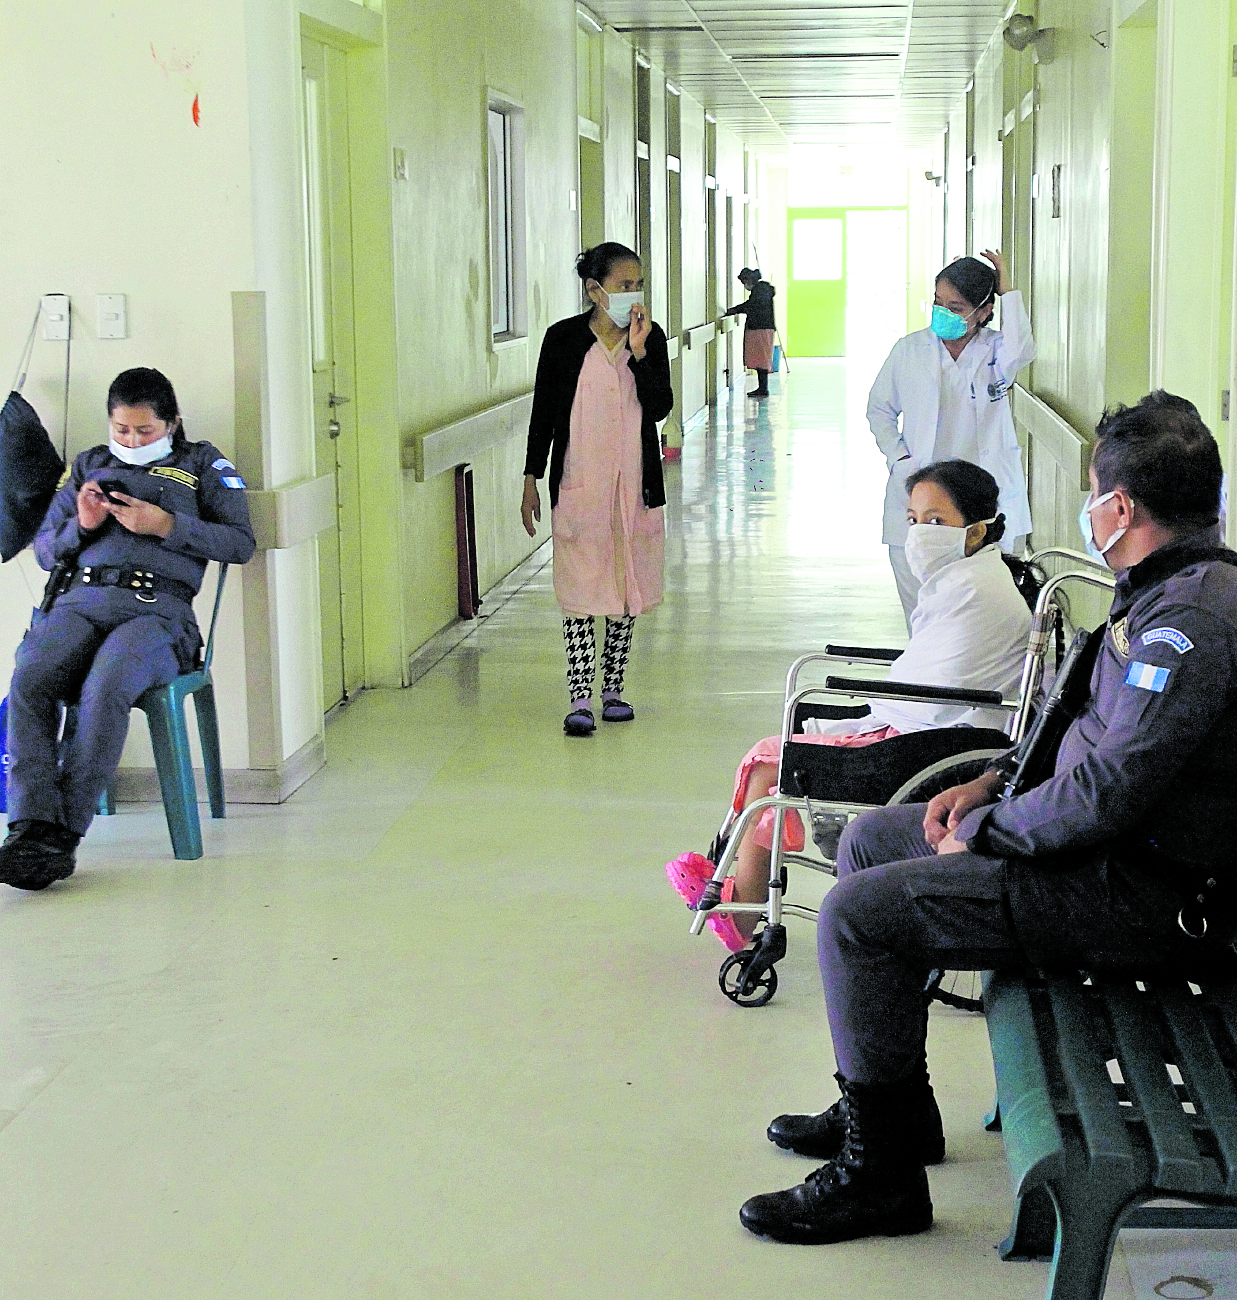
[109,433,173,465]
[930,301,983,342]
[601,289,644,329]
[1078,490,1127,565]
[905,517,997,582]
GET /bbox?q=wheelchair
[689,548,1118,1010]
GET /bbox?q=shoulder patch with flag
[1141,626,1194,655]
[212,457,236,472]
[1126,661,1170,692]
[221,475,246,489]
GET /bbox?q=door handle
[328,393,351,408]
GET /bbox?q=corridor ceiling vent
[591,0,1010,148]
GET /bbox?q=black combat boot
[766,1062,945,1164]
[0,820,79,891]
[740,1073,934,1245]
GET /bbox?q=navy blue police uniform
[7,438,255,847]
[820,533,1237,1084]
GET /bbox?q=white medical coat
[803,544,1031,736]
[867,291,1036,547]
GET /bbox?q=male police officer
[739,391,1237,1245]
[0,368,254,890]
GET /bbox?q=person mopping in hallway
[723,268,777,399]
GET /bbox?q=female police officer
[0,367,255,889]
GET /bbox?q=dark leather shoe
[739,1160,933,1245]
[768,1088,945,1165]
[0,820,78,890]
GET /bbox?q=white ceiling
[585,0,1008,150]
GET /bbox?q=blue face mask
[930,304,972,342]
[1078,490,1127,565]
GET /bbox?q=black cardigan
[523,311,674,509]
[722,280,776,331]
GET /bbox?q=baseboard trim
[112,733,326,806]
[407,539,553,686]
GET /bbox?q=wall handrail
[408,391,534,482]
[1011,384,1092,490]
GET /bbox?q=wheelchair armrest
[822,644,902,664]
[823,675,1007,708]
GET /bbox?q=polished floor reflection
[0,361,1148,1298]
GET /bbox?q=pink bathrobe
[552,339,665,617]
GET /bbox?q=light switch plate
[41,294,70,341]
[97,294,127,339]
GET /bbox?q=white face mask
[599,289,644,329]
[109,434,173,466]
[905,517,996,583]
[905,522,969,582]
[1079,490,1127,566]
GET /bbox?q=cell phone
[95,478,128,503]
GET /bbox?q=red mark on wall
[149,41,202,128]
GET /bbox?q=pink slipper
[706,876,750,954]
[665,852,715,906]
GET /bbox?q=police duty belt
[59,565,195,605]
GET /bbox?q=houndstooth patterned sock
[562,616,596,704]
[601,615,636,696]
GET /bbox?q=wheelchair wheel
[890,754,1005,807]
[719,950,778,1008]
[925,968,983,1014]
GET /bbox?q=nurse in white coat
[868,250,1036,626]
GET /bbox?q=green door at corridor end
[787,208,846,356]
[786,206,908,358]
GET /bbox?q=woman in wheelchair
[667,458,1042,949]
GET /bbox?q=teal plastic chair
[92,563,229,860]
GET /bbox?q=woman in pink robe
[522,244,674,736]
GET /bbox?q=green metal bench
[983,968,1237,1300]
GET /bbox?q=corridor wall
[0,0,280,791]
[961,0,1237,553]
[382,0,579,655]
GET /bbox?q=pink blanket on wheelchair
[734,729,900,852]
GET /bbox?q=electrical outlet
[97,294,127,339]
[41,294,70,341]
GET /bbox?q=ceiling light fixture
[1002,14,1056,63]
